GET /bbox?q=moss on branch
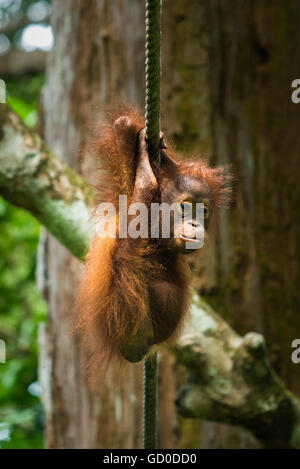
[0,105,299,448]
[0,105,93,258]
[175,296,300,448]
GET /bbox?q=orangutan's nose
[188,220,200,229]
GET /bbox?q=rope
[145,0,161,163]
[143,0,161,449]
[143,353,158,448]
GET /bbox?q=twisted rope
[143,0,161,450]
[143,353,158,448]
[145,0,161,163]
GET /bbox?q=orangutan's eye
[203,203,210,219]
[180,202,192,212]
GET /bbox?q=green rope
[143,354,158,448]
[143,0,161,450]
[145,0,161,163]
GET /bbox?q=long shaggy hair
[74,106,232,385]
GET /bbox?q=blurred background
[0,0,299,449]
[0,0,51,448]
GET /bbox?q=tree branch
[174,296,300,448]
[0,49,47,76]
[0,105,299,448]
[0,105,93,258]
[0,16,50,36]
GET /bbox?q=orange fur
[74,107,232,384]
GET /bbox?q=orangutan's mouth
[179,234,200,243]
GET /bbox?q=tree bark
[197,0,300,448]
[2,0,298,449]
[0,50,46,76]
[1,105,300,448]
[40,0,146,449]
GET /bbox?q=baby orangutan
[74,108,231,381]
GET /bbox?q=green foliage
[0,71,47,448]
[0,198,47,448]
[6,75,45,127]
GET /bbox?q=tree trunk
[39,0,300,448]
[40,0,146,449]
[40,0,183,450]
[198,0,300,448]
